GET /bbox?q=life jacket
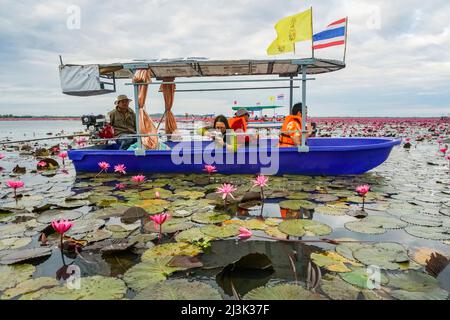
[279,115,302,147]
[228,116,248,132]
[228,116,249,144]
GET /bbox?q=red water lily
[51,219,74,249]
[238,227,253,241]
[7,180,24,199]
[150,212,170,242]
[114,164,126,175]
[355,185,370,211]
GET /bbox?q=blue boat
[59,58,401,175]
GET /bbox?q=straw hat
[235,108,249,117]
[114,95,132,105]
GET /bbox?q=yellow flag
[267,8,313,55]
[267,38,295,55]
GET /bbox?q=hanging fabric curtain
[160,77,178,134]
[132,69,158,150]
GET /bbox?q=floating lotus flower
[439,147,448,155]
[114,164,126,175]
[355,184,370,211]
[58,151,68,166]
[253,174,269,216]
[216,183,237,206]
[7,180,24,199]
[238,227,253,241]
[150,212,170,242]
[203,165,217,181]
[37,161,47,168]
[115,183,126,190]
[51,219,74,249]
[96,161,110,177]
[131,175,146,184]
[0,153,4,160]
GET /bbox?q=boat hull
[68,138,401,176]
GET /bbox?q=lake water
[0,119,449,300]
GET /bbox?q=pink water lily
[216,183,237,206]
[440,147,448,155]
[58,151,68,166]
[238,227,253,241]
[131,175,146,184]
[37,161,47,167]
[150,212,170,242]
[253,174,269,188]
[115,183,126,190]
[155,191,161,199]
[51,219,74,250]
[0,153,5,160]
[51,219,73,235]
[7,180,24,199]
[114,164,126,175]
[355,185,370,211]
[203,165,217,174]
[98,162,110,171]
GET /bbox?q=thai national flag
[313,18,347,50]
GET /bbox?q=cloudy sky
[0,0,449,117]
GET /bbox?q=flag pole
[343,16,349,62]
[311,6,314,59]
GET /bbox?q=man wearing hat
[108,95,137,150]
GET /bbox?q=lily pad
[1,277,59,300]
[264,226,288,239]
[36,209,83,224]
[278,219,332,237]
[0,264,35,291]
[339,267,389,289]
[123,256,184,291]
[65,219,105,237]
[175,227,214,243]
[387,270,449,300]
[200,224,241,239]
[0,247,52,265]
[134,279,222,300]
[400,214,443,227]
[141,242,202,262]
[321,275,376,300]
[143,217,193,234]
[405,225,450,240]
[174,190,205,200]
[344,220,385,235]
[244,283,326,300]
[191,211,231,224]
[352,243,410,270]
[22,276,126,300]
[315,206,347,216]
[279,200,317,211]
[311,251,363,273]
[0,237,32,251]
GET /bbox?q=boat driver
[107,95,137,150]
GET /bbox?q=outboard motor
[81,114,114,139]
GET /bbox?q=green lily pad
[278,219,332,237]
[314,206,347,216]
[134,279,222,300]
[311,251,363,273]
[339,267,389,289]
[21,276,126,300]
[344,220,385,235]
[140,188,173,199]
[244,283,326,300]
[310,194,340,203]
[124,256,186,292]
[141,242,202,262]
[285,192,310,200]
[191,211,231,224]
[352,243,410,270]
[264,226,288,239]
[1,277,59,300]
[174,190,205,200]
[405,225,450,240]
[0,247,53,265]
[200,224,241,239]
[83,229,113,243]
[224,219,267,231]
[144,217,193,234]
[387,270,449,300]
[279,200,317,211]
[264,218,282,226]
[0,223,27,239]
[36,209,83,224]
[0,237,32,251]
[175,227,214,243]
[321,275,373,300]
[400,214,443,227]
[0,264,35,291]
[66,219,105,237]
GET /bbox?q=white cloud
[0,0,449,117]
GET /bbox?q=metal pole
[133,81,145,156]
[299,65,309,153]
[289,75,294,114]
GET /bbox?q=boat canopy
[232,105,284,111]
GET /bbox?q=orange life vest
[228,116,249,144]
[279,115,303,147]
[228,116,248,132]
